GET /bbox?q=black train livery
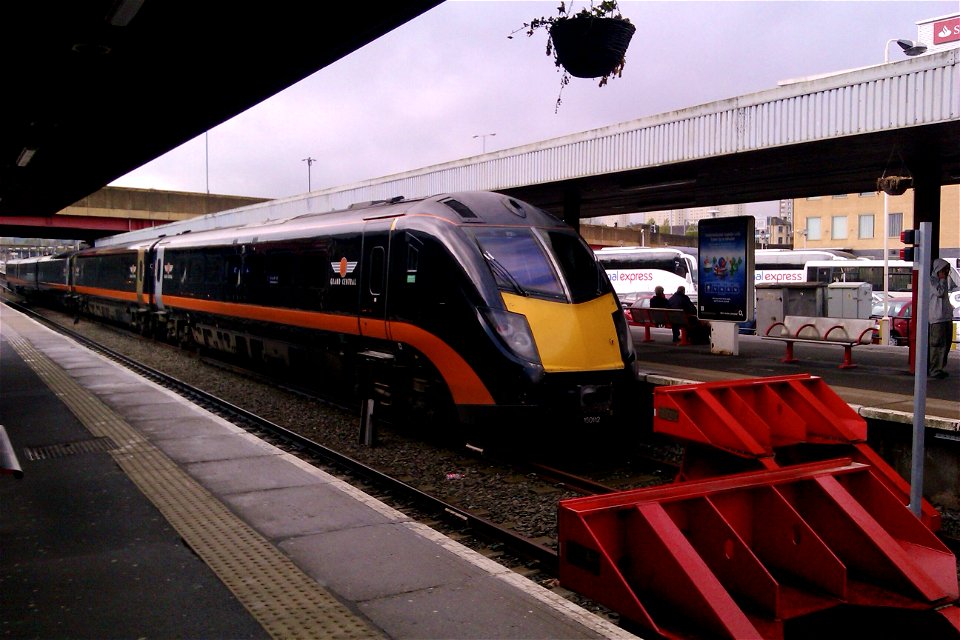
[5,191,638,440]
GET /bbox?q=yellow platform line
[4,322,382,640]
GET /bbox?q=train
[4,191,639,441]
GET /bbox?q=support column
[907,164,941,373]
[913,167,941,255]
[562,184,581,229]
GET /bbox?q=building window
[831,216,848,240]
[858,192,875,197]
[807,217,821,240]
[806,196,822,200]
[831,194,848,199]
[858,214,874,239]
[888,212,903,238]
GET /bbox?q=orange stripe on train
[159,295,494,406]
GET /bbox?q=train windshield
[470,227,609,302]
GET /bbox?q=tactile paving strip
[5,325,382,640]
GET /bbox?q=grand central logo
[330,257,358,286]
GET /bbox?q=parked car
[617,291,653,310]
[871,293,960,346]
[870,299,912,345]
[623,293,654,326]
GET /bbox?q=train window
[265,253,289,286]
[407,245,419,273]
[184,255,204,287]
[540,230,611,302]
[292,250,329,310]
[225,255,242,287]
[369,246,385,296]
[89,253,138,291]
[404,234,422,284]
[203,253,224,284]
[470,228,564,300]
[241,253,260,280]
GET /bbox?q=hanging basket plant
[510,1,635,111]
[549,11,636,79]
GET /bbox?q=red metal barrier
[652,373,941,530]
[557,374,958,638]
[558,459,960,639]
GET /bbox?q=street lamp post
[884,38,927,62]
[880,38,927,342]
[302,157,316,192]
[472,133,496,153]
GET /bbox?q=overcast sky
[110,0,956,216]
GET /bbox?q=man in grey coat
[928,257,958,379]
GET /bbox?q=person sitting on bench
[649,286,670,326]
[668,286,696,343]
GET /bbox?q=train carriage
[36,254,72,302]
[5,254,73,303]
[4,256,41,295]
[72,244,151,327]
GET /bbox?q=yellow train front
[67,191,639,443]
[391,192,639,438]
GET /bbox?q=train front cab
[377,195,639,446]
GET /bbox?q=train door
[154,245,166,310]
[358,217,395,341]
[135,248,150,306]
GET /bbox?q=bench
[628,307,694,345]
[762,316,878,369]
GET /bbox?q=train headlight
[480,307,541,365]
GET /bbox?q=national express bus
[754,249,856,284]
[759,251,960,299]
[594,247,698,300]
[802,259,960,297]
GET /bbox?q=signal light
[899,229,917,261]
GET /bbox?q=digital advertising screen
[697,216,755,322]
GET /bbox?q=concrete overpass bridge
[96,49,958,252]
[0,187,268,243]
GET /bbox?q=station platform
[0,305,632,640]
